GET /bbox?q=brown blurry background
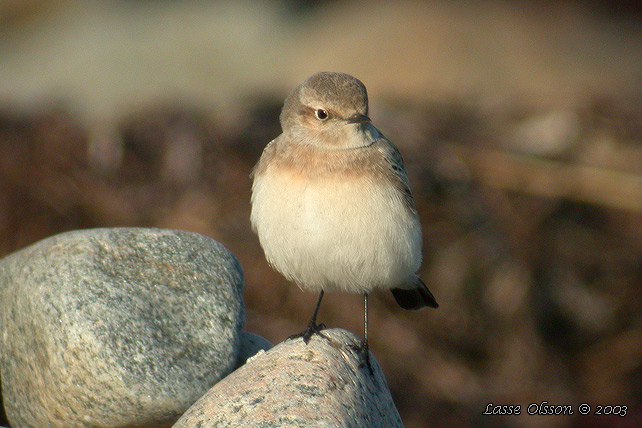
[1,1,641,427]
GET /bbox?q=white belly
[251,168,422,294]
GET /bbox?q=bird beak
[346,113,370,124]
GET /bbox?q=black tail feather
[391,278,438,310]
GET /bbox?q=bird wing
[250,137,279,180]
[375,138,418,215]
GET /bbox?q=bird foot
[351,340,374,375]
[288,321,328,344]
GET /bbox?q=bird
[250,71,438,357]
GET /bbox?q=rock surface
[236,331,273,367]
[0,228,245,428]
[173,328,404,428]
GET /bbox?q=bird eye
[315,109,328,121]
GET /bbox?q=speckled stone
[236,331,273,367]
[0,228,245,428]
[173,328,404,428]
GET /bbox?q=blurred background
[1,1,641,427]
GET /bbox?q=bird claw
[351,340,374,375]
[289,321,327,343]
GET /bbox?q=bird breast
[250,152,422,294]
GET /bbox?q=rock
[0,228,244,428]
[235,331,273,367]
[173,328,404,428]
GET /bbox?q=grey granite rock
[236,331,273,368]
[173,328,404,428]
[0,228,244,428]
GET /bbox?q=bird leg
[289,290,327,343]
[352,293,373,373]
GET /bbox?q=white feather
[251,161,422,294]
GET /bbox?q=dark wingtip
[391,279,438,310]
